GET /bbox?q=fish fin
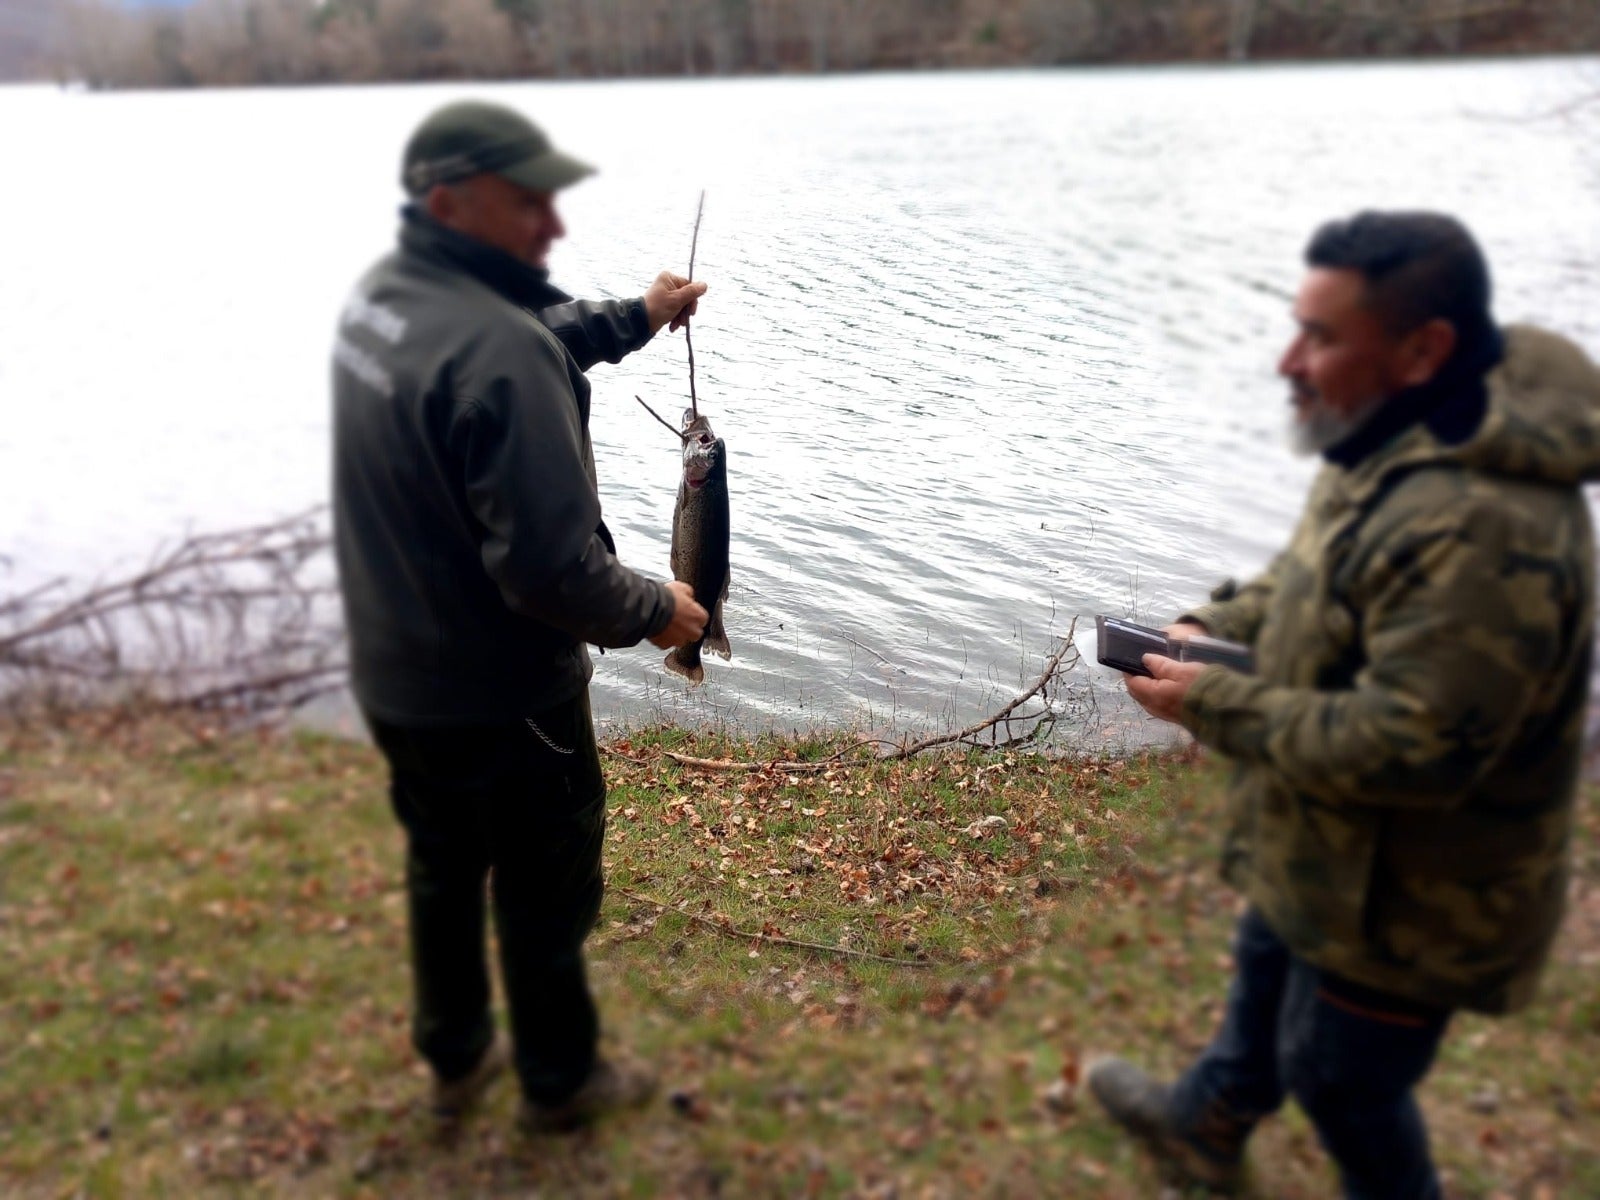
[704,600,731,660]
[664,647,705,686]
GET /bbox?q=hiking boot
[1085,1056,1243,1193]
[515,1057,659,1134]
[430,1032,509,1123]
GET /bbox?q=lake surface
[2,61,1598,742]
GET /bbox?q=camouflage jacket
[1179,326,1600,1014]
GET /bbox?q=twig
[635,395,690,442]
[685,190,704,421]
[664,751,834,774]
[1,506,341,724]
[888,621,1079,759]
[648,622,1080,773]
[617,887,935,968]
[688,190,704,281]
[838,628,895,668]
[664,734,907,773]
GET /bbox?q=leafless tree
[1228,0,1259,59]
[1019,0,1105,64]
[48,0,1600,87]
[0,509,343,724]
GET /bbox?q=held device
[1094,615,1254,678]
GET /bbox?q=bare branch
[0,507,343,725]
[635,394,691,442]
[685,190,704,421]
[652,620,1082,773]
[883,620,1080,758]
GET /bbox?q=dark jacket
[332,207,671,724]
[1179,327,1600,1013]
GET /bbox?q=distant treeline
[52,0,1600,90]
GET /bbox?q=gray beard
[1287,394,1386,458]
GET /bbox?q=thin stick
[664,751,833,773]
[644,620,1080,773]
[617,887,935,968]
[688,190,704,279]
[685,190,704,421]
[838,628,895,668]
[663,735,901,773]
[635,395,689,442]
[889,626,1078,758]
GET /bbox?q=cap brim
[498,148,596,193]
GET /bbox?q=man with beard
[1089,211,1600,1198]
[332,101,709,1133]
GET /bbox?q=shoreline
[16,46,1600,93]
[1,715,1596,1195]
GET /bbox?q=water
[2,61,1598,739]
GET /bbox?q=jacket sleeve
[1178,556,1285,643]
[453,333,672,648]
[537,297,654,372]
[1178,501,1565,809]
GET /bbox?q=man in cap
[332,100,709,1132]
[1089,211,1600,1197]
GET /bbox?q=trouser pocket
[520,692,604,802]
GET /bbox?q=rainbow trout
[666,411,731,684]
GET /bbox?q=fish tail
[703,600,731,661]
[665,645,705,686]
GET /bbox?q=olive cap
[401,100,595,196]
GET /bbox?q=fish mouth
[682,431,721,489]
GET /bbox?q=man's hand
[1124,655,1208,725]
[642,272,708,335]
[648,580,709,650]
[1164,620,1207,643]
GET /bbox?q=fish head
[681,410,715,439]
[682,433,726,491]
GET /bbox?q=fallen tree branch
[663,751,835,773]
[654,736,912,774]
[891,620,1079,757]
[649,621,1081,773]
[617,887,936,968]
[1,507,342,723]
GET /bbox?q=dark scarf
[1324,324,1504,469]
[397,203,573,312]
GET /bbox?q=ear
[1397,318,1458,389]
[422,183,455,224]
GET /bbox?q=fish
[665,410,731,684]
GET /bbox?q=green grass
[0,718,1597,1197]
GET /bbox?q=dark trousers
[1168,909,1451,1200]
[367,691,608,1105]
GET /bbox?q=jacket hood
[1342,325,1600,499]
[1456,325,1600,485]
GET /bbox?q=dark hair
[1306,211,1495,345]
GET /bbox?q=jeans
[1168,908,1451,1200]
[367,691,608,1105]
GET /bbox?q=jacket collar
[398,204,573,312]
[1322,326,1503,470]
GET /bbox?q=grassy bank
[1,719,1597,1197]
